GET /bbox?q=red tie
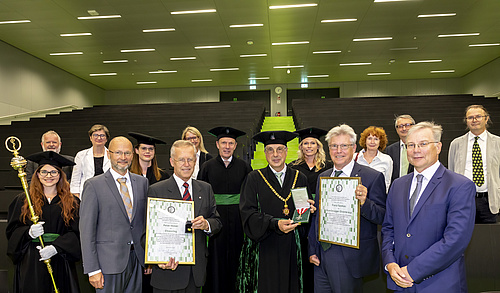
[182,182,191,201]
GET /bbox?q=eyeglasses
[185,136,198,141]
[406,141,439,150]
[109,150,133,157]
[466,115,487,121]
[39,170,60,177]
[174,158,195,164]
[328,144,353,150]
[92,133,107,139]
[139,146,155,152]
[396,123,414,129]
[264,146,287,154]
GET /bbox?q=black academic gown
[6,194,81,293]
[198,156,252,293]
[239,166,308,293]
[145,166,169,185]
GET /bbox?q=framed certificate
[318,177,361,249]
[145,197,195,264]
[291,187,311,223]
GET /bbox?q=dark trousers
[475,196,498,224]
[153,270,200,293]
[98,250,142,293]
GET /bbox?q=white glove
[37,245,58,261]
[28,221,45,239]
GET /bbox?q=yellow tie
[401,144,409,176]
[117,178,133,221]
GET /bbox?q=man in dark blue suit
[308,124,387,293]
[382,122,476,292]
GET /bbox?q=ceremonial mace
[5,136,60,293]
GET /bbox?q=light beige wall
[0,41,104,118]
[462,56,500,98]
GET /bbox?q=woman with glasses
[129,132,169,186]
[7,151,80,293]
[181,126,213,179]
[70,124,110,198]
[355,126,393,192]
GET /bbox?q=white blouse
[355,150,393,192]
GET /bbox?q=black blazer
[198,152,213,168]
[385,141,413,183]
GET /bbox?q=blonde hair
[181,126,208,153]
[293,137,327,172]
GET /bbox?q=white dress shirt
[356,150,393,192]
[409,161,441,206]
[330,159,355,177]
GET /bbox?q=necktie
[472,137,484,187]
[182,182,192,201]
[275,172,283,187]
[401,144,409,176]
[224,160,230,168]
[409,174,423,217]
[321,170,344,251]
[117,178,133,221]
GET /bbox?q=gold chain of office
[257,169,299,216]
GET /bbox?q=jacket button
[405,255,409,259]
[406,233,411,238]
[130,226,133,229]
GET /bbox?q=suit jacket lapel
[165,177,182,199]
[409,164,444,223]
[130,175,139,221]
[192,180,202,216]
[350,162,362,178]
[104,171,130,221]
[401,176,413,221]
[457,134,468,173]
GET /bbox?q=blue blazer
[308,162,387,278]
[381,163,476,292]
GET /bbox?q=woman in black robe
[128,132,169,186]
[6,151,80,293]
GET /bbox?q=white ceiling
[0,0,499,90]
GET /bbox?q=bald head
[108,136,134,175]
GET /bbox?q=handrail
[0,105,79,124]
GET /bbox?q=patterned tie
[321,170,344,251]
[117,178,133,221]
[401,144,409,176]
[182,182,192,201]
[275,172,283,187]
[472,137,484,187]
[409,174,423,217]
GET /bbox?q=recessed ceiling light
[367,72,391,75]
[438,33,480,38]
[194,45,231,49]
[87,10,99,16]
[240,54,268,57]
[50,52,83,56]
[60,32,92,37]
[273,65,304,69]
[307,75,329,78]
[143,28,175,33]
[269,4,318,9]
[171,9,216,15]
[340,62,371,66]
[89,73,117,76]
[321,19,357,23]
[170,57,197,61]
[469,43,500,47]
[248,77,270,80]
[77,15,121,20]
[313,50,341,54]
[430,70,455,73]
[418,13,456,18]
[120,48,155,53]
[0,20,31,24]
[409,59,442,63]
[149,70,177,74]
[230,24,264,28]
[191,79,213,82]
[353,37,393,42]
[249,85,257,90]
[210,68,239,71]
[272,41,309,45]
[137,81,157,84]
[301,84,309,88]
[103,60,128,63]
[390,47,418,50]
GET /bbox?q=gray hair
[394,114,415,128]
[41,130,61,143]
[407,121,443,142]
[326,124,357,145]
[170,140,197,158]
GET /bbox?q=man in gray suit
[148,140,222,293]
[449,104,500,223]
[80,136,149,292]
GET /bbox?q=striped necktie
[409,174,423,217]
[182,182,192,201]
[117,178,133,221]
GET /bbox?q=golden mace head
[5,136,26,171]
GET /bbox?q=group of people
[5,104,498,293]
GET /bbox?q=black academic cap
[294,127,328,141]
[252,131,298,146]
[208,126,246,140]
[128,132,166,146]
[26,151,75,168]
